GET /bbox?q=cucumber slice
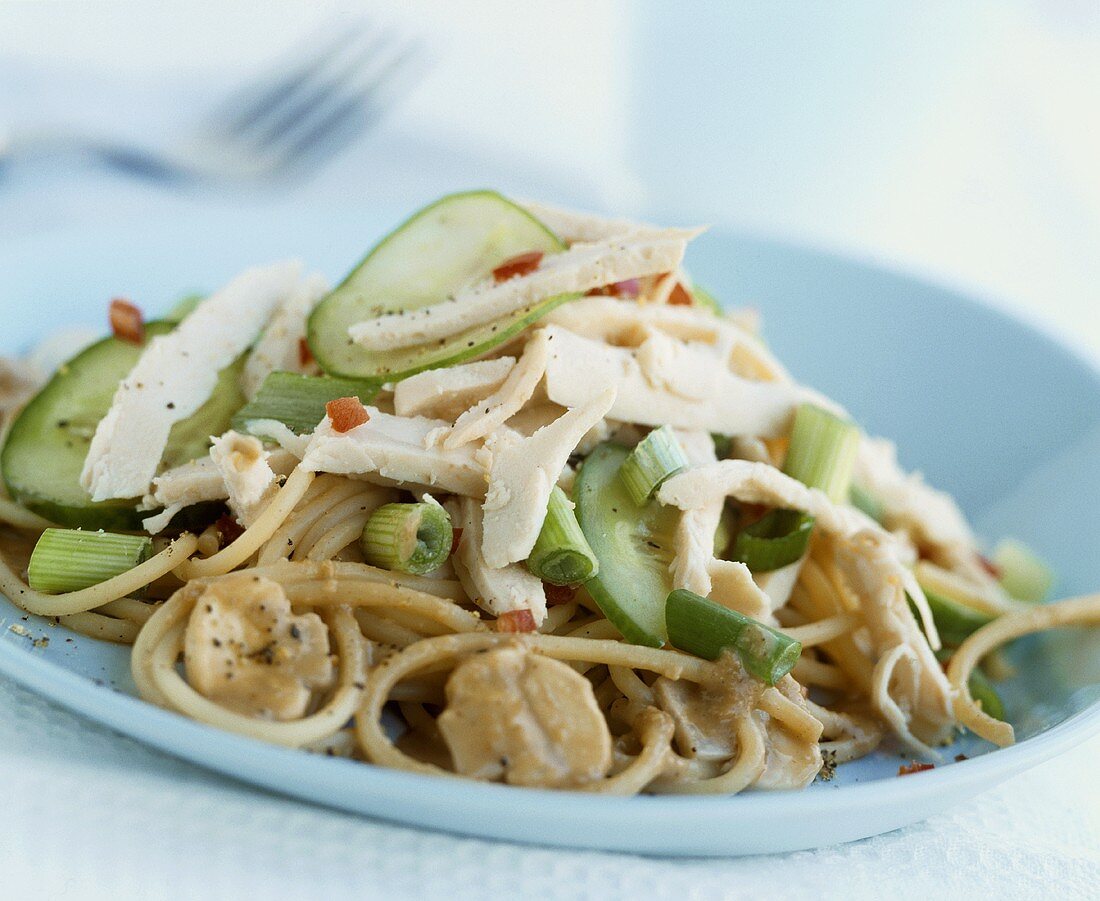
[912,587,995,647]
[2,323,245,530]
[574,443,678,647]
[308,190,570,381]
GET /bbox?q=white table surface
[2,8,1100,897]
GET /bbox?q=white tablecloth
[2,20,1100,896]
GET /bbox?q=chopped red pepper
[668,283,693,306]
[326,396,369,433]
[898,761,935,776]
[214,513,245,548]
[298,337,314,367]
[109,298,145,344]
[492,250,543,283]
[543,583,577,606]
[450,527,464,557]
[496,609,537,633]
[977,554,1003,580]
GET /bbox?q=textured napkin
[1,675,1097,900]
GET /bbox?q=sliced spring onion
[27,528,152,594]
[967,666,1006,722]
[782,403,860,502]
[913,587,995,647]
[360,502,452,575]
[993,538,1053,603]
[526,486,599,585]
[731,509,815,572]
[849,483,885,523]
[665,588,802,685]
[231,371,379,436]
[618,426,689,505]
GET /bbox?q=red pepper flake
[492,251,543,283]
[214,513,245,548]
[977,554,1003,580]
[496,609,537,633]
[298,337,314,367]
[668,283,693,306]
[450,527,464,557]
[897,761,935,776]
[954,754,968,762]
[543,583,577,605]
[326,396,369,433]
[109,298,145,344]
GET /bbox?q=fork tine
[258,40,425,174]
[238,30,392,151]
[205,21,371,138]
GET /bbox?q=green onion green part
[360,502,452,575]
[526,486,600,585]
[782,403,860,502]
[231,371,379,436]
[968,667,1006,721]
[618,426,689,505]
[27,528,152,594]
[732,509,815,572]
[849,483,885,523]
[665,588,802,685]
[913,587,995,647]
[711,433,733,460]
[993,538,1053,603]
[713,504,736,558]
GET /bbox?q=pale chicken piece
[542,326,814,438]
[658,460,954,752]
[392,357,516,420]
[240,272,329,399]
[209,431,278,526]
[854,436,975,556]
[519,200,654,243]
[81,261,302,501]
[140,457,225,534]
[184,574,335,720]
[301,407,488,497]
[445,329,553,449]
[446,496,547,624]
[481,387,616,568]
[543,295,793,383]
[348,228,704,351]
[437,645,612,788]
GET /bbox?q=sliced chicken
[348,228,704,351]
[209,431,279,526]
[437,644,612,788]
[393,357,516,420]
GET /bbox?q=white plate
[1,208,1098,856]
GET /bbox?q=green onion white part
[359,502,453,576]
[28,528,152,594]
[782,403,860,502]
[525,486,599,586]
[993,538,1053,603]
[618,426,689,505]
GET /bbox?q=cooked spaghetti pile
[0,193,1096,795]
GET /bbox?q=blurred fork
[0,22,424,186]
